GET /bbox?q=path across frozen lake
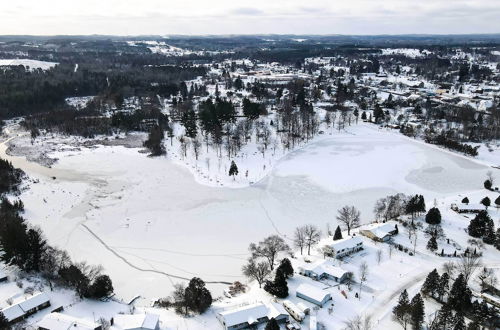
[0,124,492,302]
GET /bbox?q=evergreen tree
[229,161,238,180]
[461,197,469,204]
[468,210,491,238]
[427,236,438,252]
[467,321,480,330]
[264,269,289,298]
[495,195,500,208]
[421,269,439,298]
[495,228,500,250]
[265,318,280,330]
[144,125,165,156]
[433,304,453,330]
[181,109,198,138]
[448,274,472,313]
[393,289,412,330]
[410,293,425,330]
[88,275,114,298]
[425,207,442,225]
[277,258,294,279]
[333,225,343,240]
[484,179,492,190]
[184,277,212,314]
[482,218,496,244]
[481,196,491,208]
[436,273,449,301]
[453,313,466,330]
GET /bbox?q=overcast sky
[1,0,499,35]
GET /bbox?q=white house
[217,302,288,330]
[112,313,160,330]
[37,312,101,330]
[298,260,349,282]
[295,284,332,307]
[329,236,364,259]
[359,222,398,242]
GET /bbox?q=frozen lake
[0,124,492,302]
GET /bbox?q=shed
[296,284,332,307]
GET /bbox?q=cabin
[329,236,364,259]
[298,260,349,283]
[295,284,332,307]
[2,292,51,324]
[451,203,484,214]
[217,302,288,330]
[359,222,398,242]
[112,313,160,330]
[37,312,102,330]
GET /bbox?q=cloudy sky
[1,0,499,35]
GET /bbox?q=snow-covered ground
[0,59,58,71]
[1,122,496,306]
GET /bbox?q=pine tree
[448,274,472,313]
[265,318,280,330]
[495,195,500,208]
[434,304,454,330]
[453,313,466,330]
[410,293,425,330]
[264,269,288,298]
[495,228,500,250]
[228,161,238,180]
[484,179,492,190]
[468,210,491,238]
[482,218,496,244]
[421,269,439,298]
[436,273,449,301]
[277,258,294,279]
[425,207,441,225]
[184,277,212,314]
[427,236,438,252]
[393,289,412,329]
[333,225,343,240]
[481,196,491,208]
[0,312,8,328]
[461,197,469,204]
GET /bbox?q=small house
[451,203,484,214]
[298,260,349,282]
[329,236,364,259]
[217,302,288,330]
[37,312,102,330]
[359,223,398,242]
[295,284,332,307]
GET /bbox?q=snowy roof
[37,312,100,330]
[300,260,347,278]
[362,223,397,239]
[218,303,270,327]
[330,236,363,251]
[18,292,49,311]
[296,284,330,302]
[455,203,484,210]
[113,313,160,330]
[1,292,50,321]
[1,304,24,322]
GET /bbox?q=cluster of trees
[242,235,292,294]
[392,290,425,330]
[0,158,24,196]
[0,198,114,299]
[374,194,426,222]
[169,277,212,316]
[467,211,499,247]
[424,132,479,157]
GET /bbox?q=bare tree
[456,254,482,284]
[304,224,321,255]
[358,261,369,299]
[476,267,497,291]
[192,137,202,161]
[345,272,354,291]
[343,314,374,330]
[443,261,456,278]
[388,244,394,259]
[249,235,290,270]
[376,250,383,265]
[242,258,271,288]
[486,170,495,186]
[172,283,188,316]
[336,206,361,236]
[293,227,307,255]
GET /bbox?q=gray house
[217,302,288,330]
[298,260,349,283]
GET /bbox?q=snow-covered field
[1,123,495,307]
[0,59,58,71]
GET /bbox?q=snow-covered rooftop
[296,283,330,303]
[330,236,363,251]
[300,260,347,279]
[113,313,160,330]
[37,312,100,330]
